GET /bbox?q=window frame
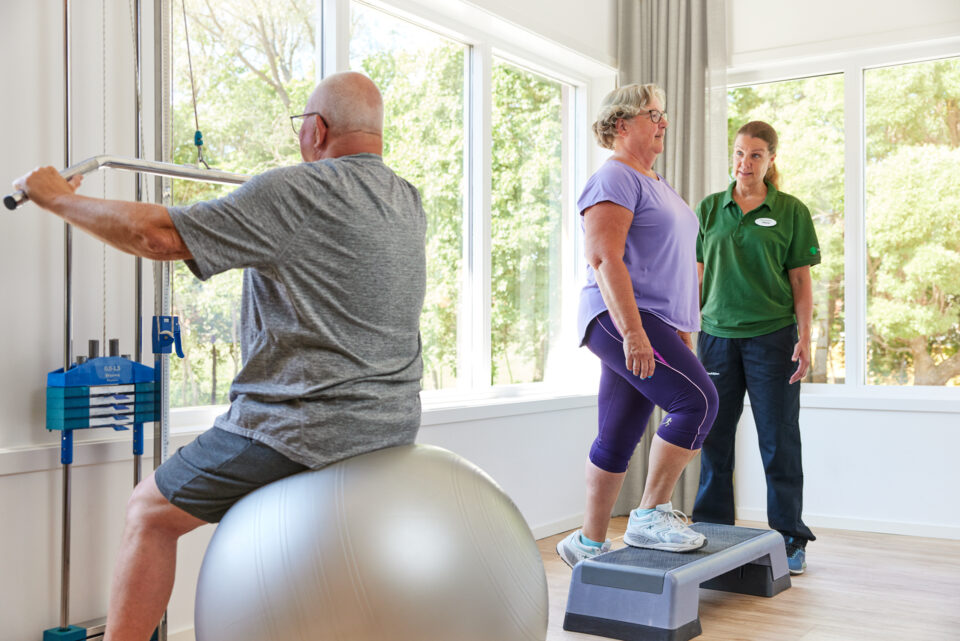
[166,0,617,431]
[728,34,960,402]
[329,0,615,404]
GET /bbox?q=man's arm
[15,166,191,261]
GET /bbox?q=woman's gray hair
[592,83,666,150]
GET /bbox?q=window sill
[6,386,956,477]
[786,385,959,414]
[165,387,600,434]
[167,384,959,435]
[421,389,597,426]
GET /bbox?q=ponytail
[765,162,780,190]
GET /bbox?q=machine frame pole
[59,0,74,631]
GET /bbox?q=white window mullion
[456,46,473,391]
[474,42,493,389]
[459,41,492,389]
[559,84,574,336]
[321,0,351,77]
[559,83,580,354]
[843,64,865,388]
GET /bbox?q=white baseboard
[736,508,960,540]
[168,628,195,641]
[531,513,583,539]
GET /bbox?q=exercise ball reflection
[194,444,548,641]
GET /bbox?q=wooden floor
[539,517,960,641]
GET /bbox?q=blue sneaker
[556,530,612,568]
[784,536,807,575]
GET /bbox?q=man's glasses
[640,109,667,124]
[290,112,329,135]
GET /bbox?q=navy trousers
[692,324,815,544]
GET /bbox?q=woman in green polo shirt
[692,120,819,575]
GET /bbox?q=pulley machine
[3,1,250,639]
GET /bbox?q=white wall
[0,2,147,455]
[0,2,152,634]
[727,0,960,68]
[736,398,960,538]
[0,1,612,640]
[465,0,617,69]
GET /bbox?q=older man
[17,71,426,641]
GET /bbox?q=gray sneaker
[556,530,612,568]
[623,502,706,552]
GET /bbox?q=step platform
[563,523,791,641]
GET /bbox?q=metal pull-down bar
[4,155,251,210]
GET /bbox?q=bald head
[307,72,383,137]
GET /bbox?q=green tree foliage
[728,75,845,383]
[490,62,563,384]
[168,1,569,401]
[729,58,960,386]
[169,0,314,406]
[866,59,960,159]
[349,7,465,390]
[351,7,565,388]
[865,58,960,385]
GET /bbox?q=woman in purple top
[557,83,719,568]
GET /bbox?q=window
[347,1,584,396]
[166,0,598,413]
[490,60,566,385]
[729,46,960,391]
[349,4,467,391]
[169,0,316,407]
[864,56,960,386]
[728,74,845,383]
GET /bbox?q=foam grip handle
[3,190,27,210]
[5,161,90,211]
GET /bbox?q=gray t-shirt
[168,153,426,469]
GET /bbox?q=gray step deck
[563,523,791,641]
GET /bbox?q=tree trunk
[534,333,547,382]
[230,301,241,378]
[910,336,960,385]
[210,342,218,405]
[182,349,200,406]
[811,303,830,383]
[945,98,960,149]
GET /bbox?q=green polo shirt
[696,181,821,338]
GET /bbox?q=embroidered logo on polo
[755,217,777,227]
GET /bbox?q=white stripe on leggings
[596,316,710,449]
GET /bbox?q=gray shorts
[154,427,308,523]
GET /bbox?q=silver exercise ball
[194,444,548,641]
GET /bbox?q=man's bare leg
[103,473,207,641]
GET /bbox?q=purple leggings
[584,311,718,473]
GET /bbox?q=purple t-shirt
[577,159,700,343]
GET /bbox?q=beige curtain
[612,0,728,516]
